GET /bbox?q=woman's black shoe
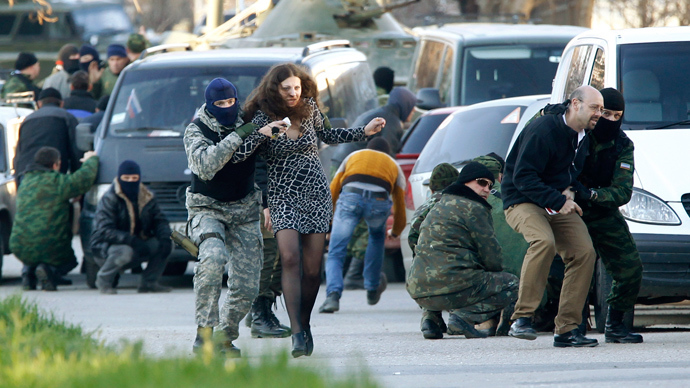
[291,331,307,358]
[305,327,314,356]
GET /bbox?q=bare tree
[607,0,679,27]
[127,0,194,32]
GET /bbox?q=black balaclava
[78,44,100,73]
[117,160,141,204]
[59,44,80,74]
[593,87,625,142]
[205,78,239,127]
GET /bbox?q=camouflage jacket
[9,157,99,266]
[1,72,40,100]
[99,68,119,99]
[577,131,634,219]
[406,183,503,299]
[407,192,442,255]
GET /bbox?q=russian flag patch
[620,162,631,170]
[126,89,142,118]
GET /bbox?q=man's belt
[342,186,389,199]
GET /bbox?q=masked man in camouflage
[10,147,98,291]
[572,88,643,344]
[184,78,285,357]
[407,162,518,339]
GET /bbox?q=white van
[545,26,690,328]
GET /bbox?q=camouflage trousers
[258,210,282,299]
[583,210,643,312]
[414,272,519,324]
[187,189,263,341]
[347,219,369,262]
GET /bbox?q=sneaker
[35,264,56,292]
[319,292,340,313]
[447,314,488,339]
[509,317,538,340]
[366,272,388,305]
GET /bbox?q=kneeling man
[406,162,518,339]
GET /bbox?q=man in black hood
[90,160,173,295]
[43,44,81,99]
[573,87,644,344]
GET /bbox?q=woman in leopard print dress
[232,63,384,358]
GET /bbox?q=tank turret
[201,0,419,84]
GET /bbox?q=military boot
[420,310,446,339]
[447,314,488,339]
[251,296,290,338]
[605,307,643,344]
[192,326,213,354]
[343,258,364,290]
[21,265,37,291]
[35,264,57,291]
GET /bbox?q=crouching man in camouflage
[406,162,518,339]
[184,78,285,357]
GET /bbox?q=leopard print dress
[232,98,366,234]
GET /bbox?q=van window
[461,44,562,105]
[620,41,690,125]
[17,12,43,36]
[563,45,594,101]
[414,104,525,174]
[107,66,269,137]
[589,48,605,91]
[0,15,15,35]
[319,62,376,125]
[410,40,445,92]
[438,47,454,105]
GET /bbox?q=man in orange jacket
[320,137,406,312]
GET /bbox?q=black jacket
[90,179,171,259]
[14,103,80,177]
[502,114,588,211]
[63,90,97,113]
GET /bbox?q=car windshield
[620,41,690,129]
[413,105,525,174]
[399,113,451,154]
[72,5,133,36]
[107,66,269,137]
[461,44,562,105]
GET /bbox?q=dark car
[77,41,378,287]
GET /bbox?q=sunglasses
[475,178,493,189]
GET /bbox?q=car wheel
[163,261,188,276]
[593,258,634,332]
[85,255,99,289]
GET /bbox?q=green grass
[0,294,378,388]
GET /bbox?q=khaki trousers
[505,203,596,334]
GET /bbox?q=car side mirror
[416,88,445,110]
[76,123,94,152]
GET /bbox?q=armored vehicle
[202,0,419,84]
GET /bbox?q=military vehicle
[199,0,419,84]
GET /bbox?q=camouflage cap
[429,163,459,192]
[473,155,502,181]
[127,33,148,53]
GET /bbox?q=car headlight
[619,188,681,225]
[84,184,112,207]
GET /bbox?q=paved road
[2,251,690,387]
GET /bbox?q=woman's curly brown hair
[243,63,320,123]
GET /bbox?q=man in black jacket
[502,85,602,348]
[90,160,173,294]
[14,88,81,184]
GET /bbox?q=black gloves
[542,100,570,116]
[131,237,150,257]
[235,123,257,139]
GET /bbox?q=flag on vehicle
[126,89,142,118]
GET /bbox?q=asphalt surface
[3,247,690,387]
